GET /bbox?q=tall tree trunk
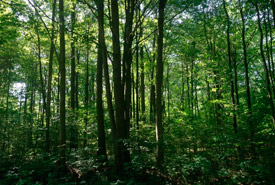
[122,0,135,138]
[233,47,240,108]
[255,3,275,127]
[2,77,10,152]
[76,48,80,109]
[69,0,77,149]
[223,0,237,134]
[181,62,185,111]
[140,29,145,122]
[132,66,135,119]
[239,0,254,152]
[36,24,46,128]
[271,0,275,30]
[96,0,107,160]
[155,0,167,168]
[70,1,76,111]
[150,35,156,123]
[187,65,190,111]
[191,60,194,116]
[102,27,117,163]
[166,62,170,121]
[136,32,139,129]
[84,39,89,147]
[268,9,275,85]
[110,0,130,174]
[45,0,56,153]
[264,11,275,98]
[59,0,66,166]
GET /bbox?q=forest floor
[1,147,274,185]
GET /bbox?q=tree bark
[136,31,139,129]
[84,38,89,147]
[59,0,66,166]
[69,0,78,149]
[140,29,145,122]
[223,0,237,134]
[122,0,135,138]
[35,23,46,128]
[45,0,56,153]
[155,0,167,168]
[150,35,156,123]
[110,0,130,174]
[96,0,107,160]
[239,0,254,151]
[233,47,240,108]
[255,3,275,127]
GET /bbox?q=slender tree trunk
[166,62,170,121]
[255,3,275,127]
[96,0,107,160]
[70,0,77,149]
[132,67,135,119]
[181,62,185,111]
[36,24,46,128]
[59,0,66,166]
[84,40,89,147]
[150,34,156,123]
[268,10,275,86]
[45,0,56,153]
[102,28,117,163]
[155,0,167,168]
[223,0,237,134]
[70,2,76,111]
[239,0,254,152]
[76,49,80,109]
[264,11,275,98]
[136,32,139,129]
[2,78,10,151]
[140,30,145,122]
[233,47,240,108]
[271,0,275,30]
[191,61,194,116]
[29,82,34,150]
[187,65,190,111]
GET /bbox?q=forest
[1,0,275,184]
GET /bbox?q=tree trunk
[255,3,275,127]
[264,11,275,98]
[223,0,237,134]
[2,77,10,152]
[150,35,156,123]
[45,0,56,153]
[59,0,66,166]
[96,0,107,160]
[111,0,130,174]
[155,0,167,168]
[122,0,135,139]
[271,0,275,30]
[233,47,240,108]
[76,49,80,109]
[84,39,89,147]
[69,0,77,149]
[239,0,254,152]
[166,62,170,121]
[181,62,185,111]
[36,24,46,128]
[268,10,275,86]
[140,29,145,122]
[136,32,139,129]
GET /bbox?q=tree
[155,0,167,168]
[59,0,66,166]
